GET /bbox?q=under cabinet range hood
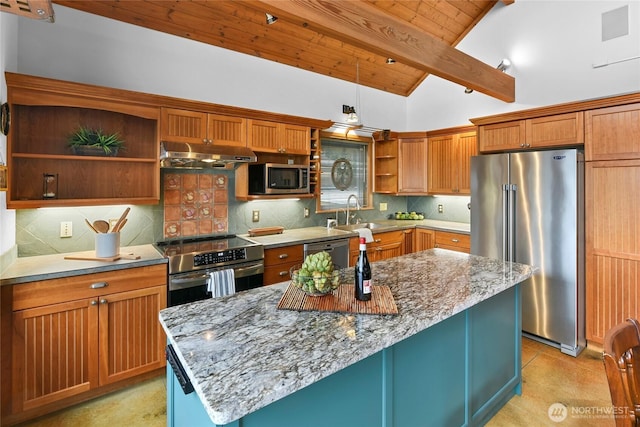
[160,141,257,169]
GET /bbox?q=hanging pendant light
[345,60,361,124]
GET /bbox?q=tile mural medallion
[163,173,229,239]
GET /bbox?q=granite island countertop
[159,248,534,425]
[0,244,167,286]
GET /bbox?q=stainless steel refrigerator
[470,149,585,356]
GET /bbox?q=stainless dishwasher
[303,238,350,269]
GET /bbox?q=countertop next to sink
[243,220,470,249]
[0,244,167,286]
[241,226,356,248]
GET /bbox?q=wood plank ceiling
[43,1,513,101]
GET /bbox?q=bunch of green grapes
[293,251,340,294]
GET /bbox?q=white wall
[15,5,406,131]
[407,0,640,130]
[0,12,18,263]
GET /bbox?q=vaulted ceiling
[18,1,515,101]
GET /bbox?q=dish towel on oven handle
[207,269,236,298]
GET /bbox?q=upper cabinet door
[247,120,310,154]
[427,134,455,194]
[585,103,640,161]
[398,137,428,194]
[456,131,478,194]
[427,128,477,195]
[247,120,311,155]
[160,108,208,144]
[207,114,247,147]
[160,108,247,146]
[478,113,583,153]
[478,120,525,152]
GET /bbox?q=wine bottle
[355,237,372,301]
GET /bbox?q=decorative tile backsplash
[163,172,229,239]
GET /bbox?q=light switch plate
[60,221,73,238]
[379,202,387,211]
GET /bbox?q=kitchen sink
[335,222,395,231]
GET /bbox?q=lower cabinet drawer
[263,244,304,285]
[264,264,297,285]
[12,264,167,310]
[435,231,470,253]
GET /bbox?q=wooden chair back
[603,318,640,427]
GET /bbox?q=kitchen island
[160,249,534,427]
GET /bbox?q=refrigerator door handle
[508,184,517,261]
[502,184,509,261]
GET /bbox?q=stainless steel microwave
[248,163,310,195]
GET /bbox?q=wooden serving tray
[64,253,141,262]
[277,284,398,315]
[248,226,285,237]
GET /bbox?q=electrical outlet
[109,219,118,230]
[252,210,260,222]
[304,207,310,218]
[438,204,444,214]
[379,202,387,211]
[60,221,73,238]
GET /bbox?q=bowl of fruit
[394,211,424,220]
[290,251,341,296]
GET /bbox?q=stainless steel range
[155,235,264,307]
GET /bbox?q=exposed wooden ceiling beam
[253,0,515,102]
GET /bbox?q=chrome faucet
[346,194,361,225]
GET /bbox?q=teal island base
[167,285,521,427]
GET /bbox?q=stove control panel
[193,248,246,267]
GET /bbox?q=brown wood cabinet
[434,231,470,253]
[415,228,435,252]
[374,131,428,195]
[427,127,477,195]
[349,231,404,265]
[6,73,160,209]
[402,228,415,254]
[585,160,640,345]
[7,265,166,424]
[478,112,584,153]
[398,135,428,194]
[585,103,640,161]
[248,119,310,155]
[263,244,304,285]
[160,108,247,146]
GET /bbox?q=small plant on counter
[68,126,125,156]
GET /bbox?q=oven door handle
[233,262,264,279]
[169,262,264,289]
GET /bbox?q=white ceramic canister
[95,232,120,258]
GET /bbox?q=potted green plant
[68,126,125,156]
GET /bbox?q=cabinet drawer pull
[451,239,459,243]
[278,254,289,259]
[90,282,108,289]
[278,271,288,276]
[375,239,382,243]
[100,298,108,305]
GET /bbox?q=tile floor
[16,338,614,427]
